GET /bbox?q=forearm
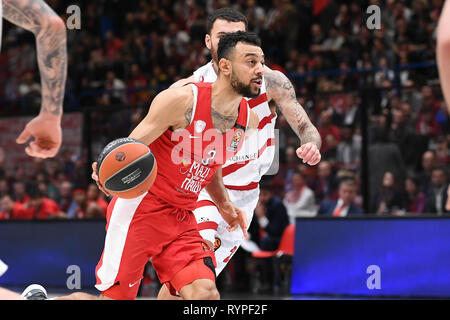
[265,69,321,148]
[437,0,450,113]
[3,0,67,117]
[205,167,231,206]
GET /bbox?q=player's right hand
[16,113,62,159]
[217,201,248,239]
[91,162,110,197]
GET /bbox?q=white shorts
[0,259,8,277]
[194,187,259,275]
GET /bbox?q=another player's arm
[437,0,450,114]
[205,167,248,238]
[4,0,66,116]
[3,0,67,158]
[264,67,322,165]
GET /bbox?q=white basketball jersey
[193,61,277,188]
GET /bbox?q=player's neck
[211,77,242,116]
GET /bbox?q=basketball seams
[98,143,149,182]
[103,149,155,193]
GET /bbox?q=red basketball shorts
[95,193,216,300]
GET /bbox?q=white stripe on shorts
[95,193,146,292]
[0,259,8,277]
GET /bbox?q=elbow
[437,28,450,53]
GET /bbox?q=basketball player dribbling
[436,0,450,212]
[0,0,67,300]
[33,31,262,300]
[157,8,322,300]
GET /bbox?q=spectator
[26,188,67,219]
[57,180,77,216]
[12,181,30,205]
[254,178,290,293]
[283,170,316,222]
[425,167,449,214]
[312,160,339,203]
[417,150,437,191]
[318,110,342,153]
[371,171,403,215]
[0,195,31,220]
[86,183,108,218]
[70,189,89,219]
[0,179,9,198]
[255,179,290,251]
[336,124,361,171]
[369,126,405,201]
[105,71,127,104]
[400,176,428,215]
[318,179,364,216]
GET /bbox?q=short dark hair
[28,187,44,200]
[217,31,261,62]
[207,8,248,34]
[259,177,273,191]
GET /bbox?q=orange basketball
[97,137,157,199]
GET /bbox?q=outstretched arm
[437,0,450,114]
[3,0,67,158]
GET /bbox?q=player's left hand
[16,113,62,159]
[217,201,248,239]
[296,142,321,166]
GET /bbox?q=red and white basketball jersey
[145,82,249,210]
[193,61,277,189]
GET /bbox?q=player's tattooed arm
[3,0,67,117]
[264,68,322,165]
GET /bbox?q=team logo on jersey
[227,129,244,152]
[214,237,221,251]
[195,120,206,133]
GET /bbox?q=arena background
[0,0,449,300]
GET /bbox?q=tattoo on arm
[265,70,322,149]
[3,0,67,116]
[184,107,193,127]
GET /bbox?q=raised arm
[264,67,322,166]
[4,0,67,158]
[437,0,450,114]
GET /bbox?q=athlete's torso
[193,61,277,189]
[146,82,249,210]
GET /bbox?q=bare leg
[157,284,181,300]
[179,279,220,300]
[0,287,25,300]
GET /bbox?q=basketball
[97,137,157,199]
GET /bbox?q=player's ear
[218,58,231,76]
[205,34,212,50]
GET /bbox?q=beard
[230,71,260,98]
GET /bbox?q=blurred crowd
[0,0,448,223]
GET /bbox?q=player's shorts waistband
[224,182,259,191]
